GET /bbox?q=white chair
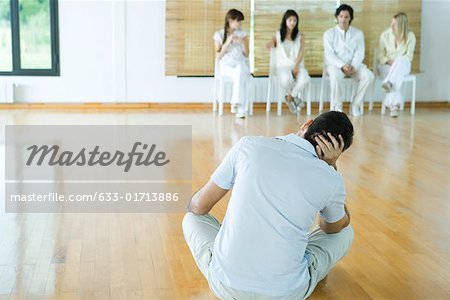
[266,48,312,116]
[370,49,416,115]
[319,59,364,114]
[213,58,254,116]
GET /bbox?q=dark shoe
[382,81,393,93]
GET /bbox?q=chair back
[322,52,328,78]
[214,57,220,79]
[373,48,380,76]
[268,48,277,77]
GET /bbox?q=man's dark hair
[335,4,354,24]
[304,111,354,151]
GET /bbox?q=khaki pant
[182,212,354,300]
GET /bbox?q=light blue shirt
[210,134,346,296]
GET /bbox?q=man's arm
[241,36,249,57]
[319,204,351,233]
[294,34,305,67]
[188,136,246,215]
[323,30,346,69]
[351,31,365,70]
[187,179,229,215]
[314,133,350,233]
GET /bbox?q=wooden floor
[0,107,449,299]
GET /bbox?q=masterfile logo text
[25,142,170,172]
[5,125,192,213]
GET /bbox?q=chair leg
[360,98,364,114]
[266,79,272,112]
[272,77,283,116]
[411,77,416,115]
[369,79,375,111]
[360,81,365,114]
[400,84,405,111]
[349,83,355,115]
[319,78,325,112]
[213,79,218,112]
[381,97,386,115]
[277,80,282,116]
[307,83,312,116]
[249,80,254,116]
[218,81,224,116]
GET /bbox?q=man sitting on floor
[182,111,354,299]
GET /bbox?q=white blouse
[213,29,248,64]
[378,28,416,64]
[275,31,303,68]
[323,25,365,70]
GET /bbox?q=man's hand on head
[314,133,345,170]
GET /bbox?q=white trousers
[377,56,411,109]
[278,66,311,99]
[327,64,374,111]
[219,59,251,114]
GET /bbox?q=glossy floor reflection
[0,107,449,299]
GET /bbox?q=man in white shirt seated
[182,111,354,299]
[323,4,374,117]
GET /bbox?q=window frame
[0,0,60,76]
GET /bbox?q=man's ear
[300,119,314,136]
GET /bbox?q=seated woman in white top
[213,9,250,118]
[378,12,416,117]
[267,10,311,114]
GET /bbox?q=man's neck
[338,24,350,32]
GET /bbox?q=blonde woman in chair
[378,12,416,117]
[214,9,250,119]
[267,10,311,114]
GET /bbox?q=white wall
[0,0,449,103]
[418,0,450,102]
[6,1,116,102]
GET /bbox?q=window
[0,0,59,76]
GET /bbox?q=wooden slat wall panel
[166,0,250,76]
[253,0,336,76]
[166,0,421,76]
[348,0,421,74]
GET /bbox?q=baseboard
[0,101,448,110]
